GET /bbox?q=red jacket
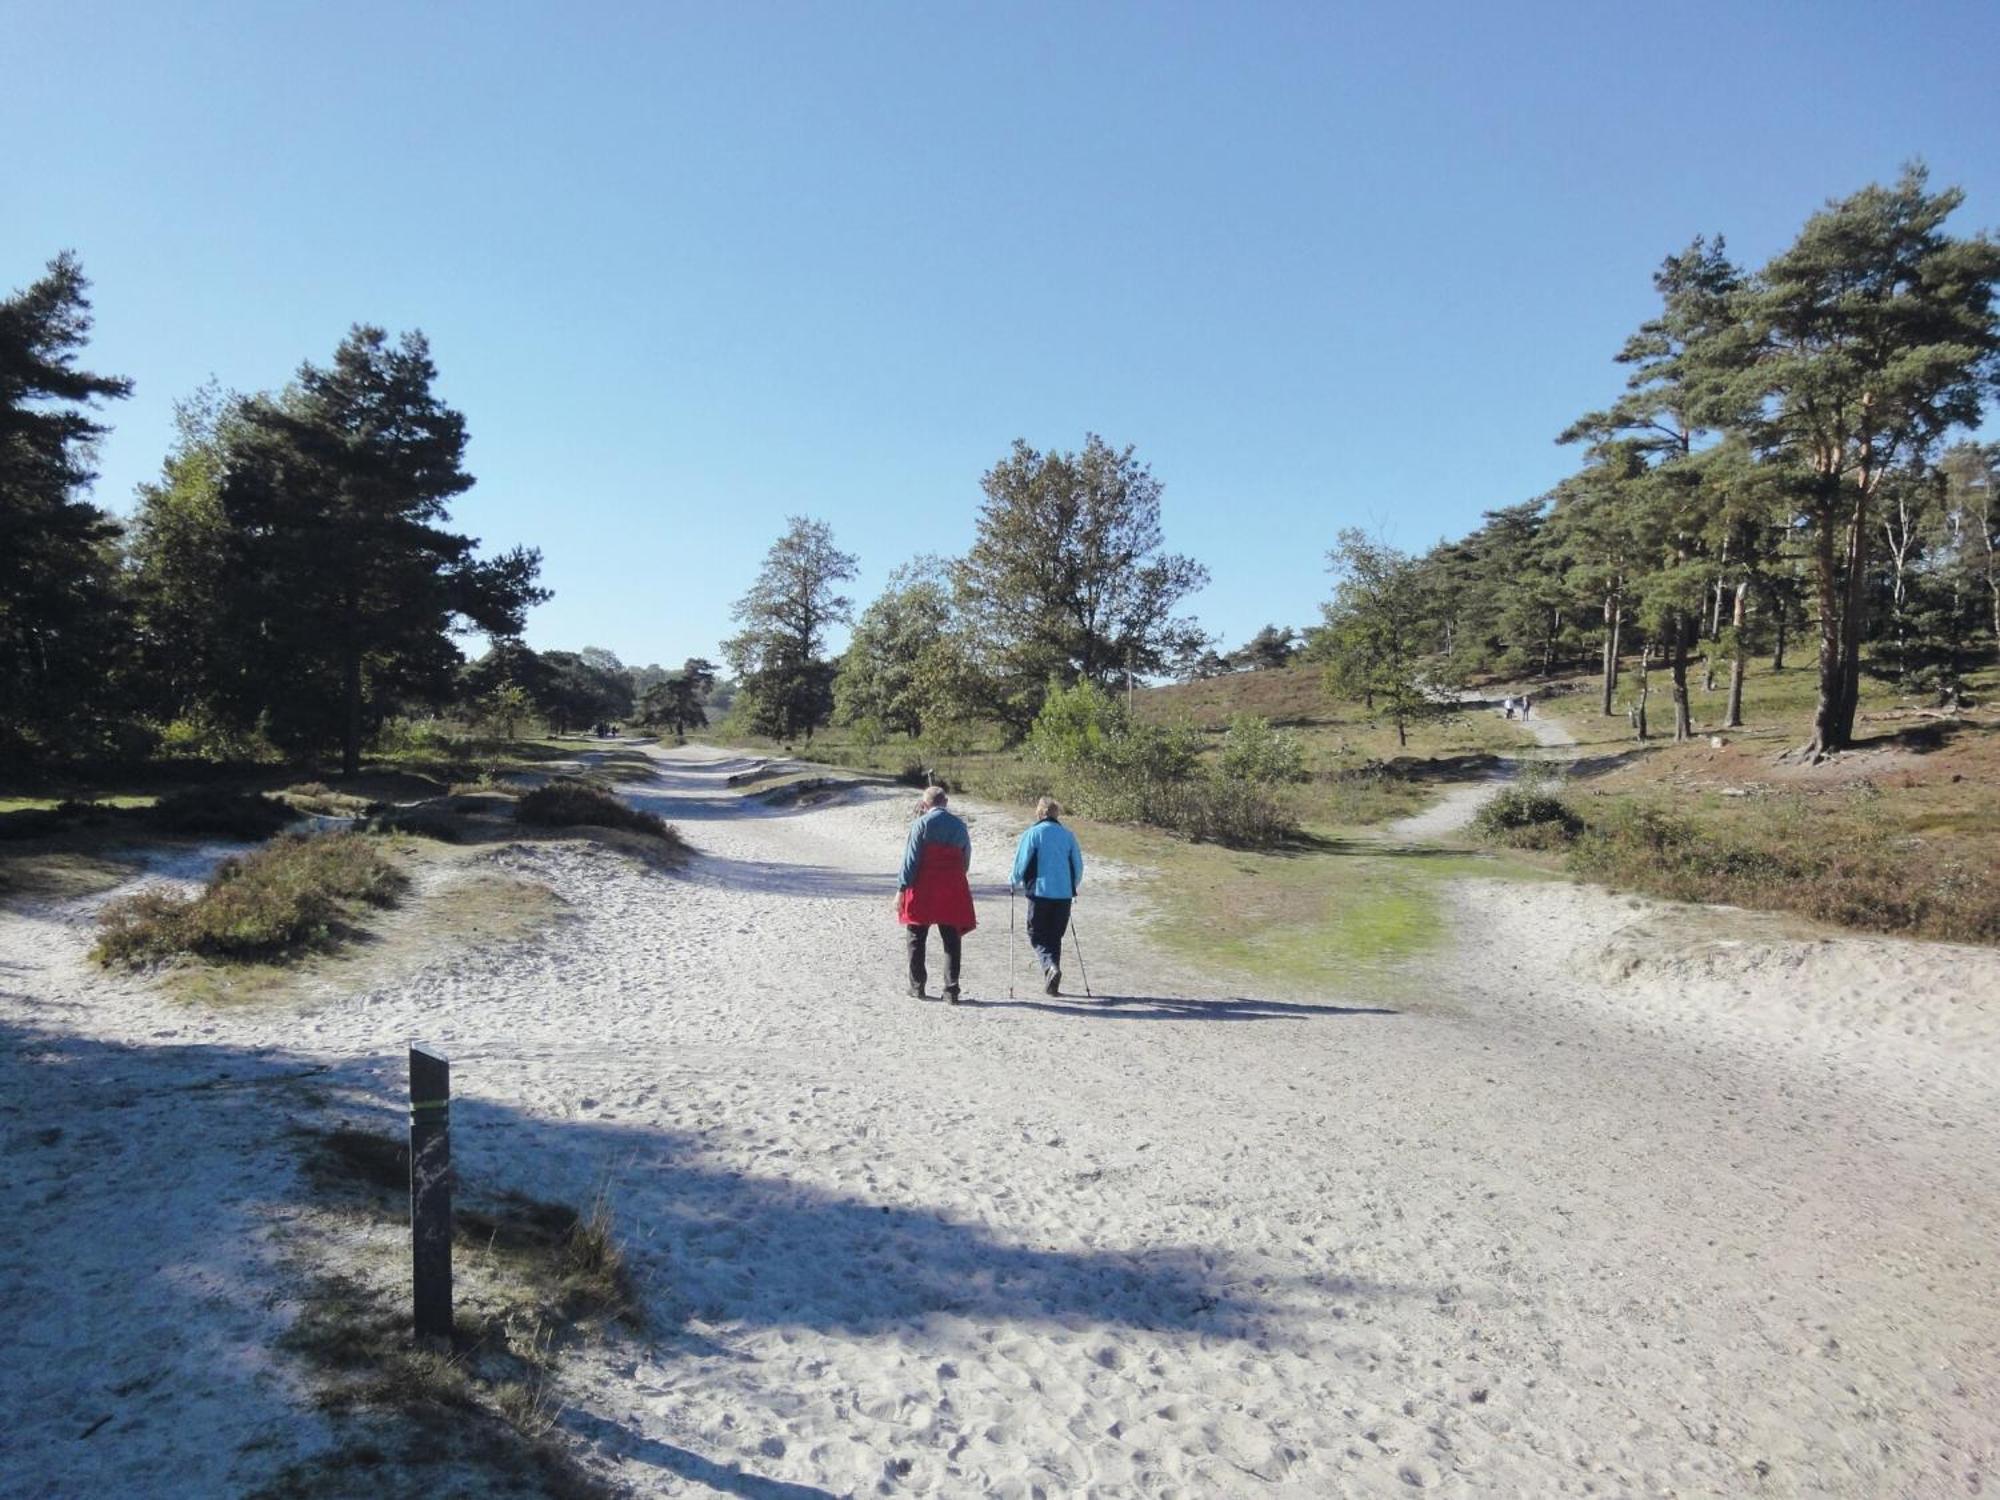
[897,809,977,930]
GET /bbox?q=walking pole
[1069,911,1093,998]
[1008,885,1017,999]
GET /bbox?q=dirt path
[1383,706,1578,843]
[3,744,1997,1497]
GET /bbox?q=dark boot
[944,986,961,1005]
[1043,967,1061,997]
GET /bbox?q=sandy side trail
[3,743,1997,1498]
[1384,706,1577,842]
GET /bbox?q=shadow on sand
[0,1018,1407,1493]
[967,993,1397,1022]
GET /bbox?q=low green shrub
[1218,713,1307,785]
[147,786,294,840]
[95,832,407,965]
[1026,680,1295,846]
[514,779,677,841]
[1473,783,1584,848]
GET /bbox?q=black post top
[409,1044,450,1103]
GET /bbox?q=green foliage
[1217,714,1306,785]
[1318,531,1463,747]
[0,252,134,761]
[216,325,548,774]
[1227,625,1299,672]
[724,516,856,742]
[636,657,716,736]
[1472,783,1583,849]
[957,435,1209,728]
[1025,680,1291,845]
[95,832,406,965]
[514,779,679,841]
[833,560,991,751]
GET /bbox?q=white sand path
[1384,706,1578,843]
[3,743,1997,1497]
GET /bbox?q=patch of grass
[1083,820,1544,999]
[1531,656,2000,943]
[515,779,681,847]
[1561,788,2000,944]
[94,832,407,966]
[265,1126,643,1500]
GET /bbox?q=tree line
[1,253,565,773]
[721,435,1211,747]
[1307,166,2000,756]
[0,254,730,774]
[11,165,1996,781]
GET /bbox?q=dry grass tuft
[515,778,682,848]
[94,832,407,966]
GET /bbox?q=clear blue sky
[9,1,1998,668]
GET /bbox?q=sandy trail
[3,743,1998,1497]
[1384,706,1577,842]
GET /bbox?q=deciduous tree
[956,436,1208,728]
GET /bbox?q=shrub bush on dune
[514,779,681,842]
[1472,783,1584,849]
[95,832,407,965]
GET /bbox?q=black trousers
[905,924,962,991]
[1025,896,1071,975]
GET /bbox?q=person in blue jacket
[1011,797,1084,996]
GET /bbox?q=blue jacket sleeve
[1011,826,1033,888]
[900,819,924,889]
[1069,832,1083,893]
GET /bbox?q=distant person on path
[1501,697,1515,720]
[1012,798,1084,996]
[898,786,975,1003]
[1520,694,1532,719]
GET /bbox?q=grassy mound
[515,779,677,842]
[95,832,407,965]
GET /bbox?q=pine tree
[220,326,547,774]
[1716,167,2000,756]
[0,252,133,757]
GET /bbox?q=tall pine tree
[220,326,546,774]
[0,252,133,757]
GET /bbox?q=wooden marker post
[409,1044,453,1346]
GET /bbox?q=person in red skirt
[897,785,976,1003]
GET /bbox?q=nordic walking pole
[1070,911,1093,998]
[1008,885,1017,998]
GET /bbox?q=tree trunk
[1600,595,1621,716]
[1772,592,1788,672]
[1724,580,1748,729]
[1832,492,1871,746]
[1670,614,1693,742]
[1806,494,1847,757]
[1633,644,1651,743]
[342,642,363,779]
